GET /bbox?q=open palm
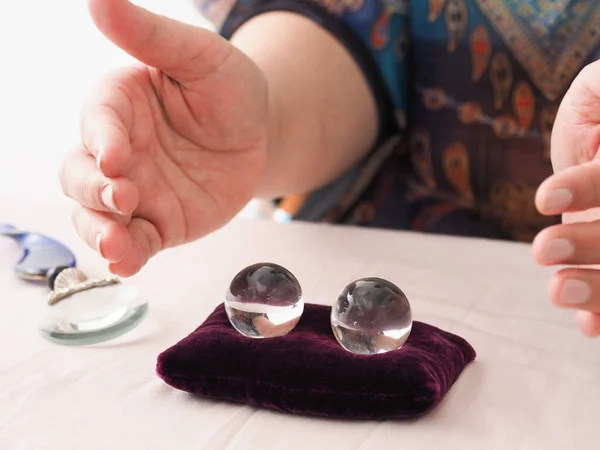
[60,0,269,276]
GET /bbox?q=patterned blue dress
[195,0,600,241]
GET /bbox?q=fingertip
[535,177,573,216]
[94,134,132,179]
[107,178,139,215]
[87,0,130,36]
[96,150,104,171]
[547,273,564,308]
[86,0,156,61]
[531,229,547,265]
[108,240,146,277]
[534,179,548,214]
[575,311,600,337]
[108,262,140,278]
[99,220,133,263]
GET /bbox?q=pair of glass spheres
[225,263,413,356]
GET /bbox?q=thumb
[87,0,231,81]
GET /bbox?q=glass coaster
[38,268,148,346]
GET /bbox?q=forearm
[229,11,378,198]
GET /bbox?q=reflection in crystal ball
[331,277,412,355]
[225,263,303,338]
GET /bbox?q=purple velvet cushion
[156,303,476,420]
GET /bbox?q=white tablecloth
[1,196,599,450]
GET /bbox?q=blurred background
[0,1,212,202]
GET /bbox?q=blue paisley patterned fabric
[194,0,600,241]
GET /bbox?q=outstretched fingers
[59,147,139,216]
[71,205,163,277]
[108,217,164,277]
[71,205,132,264]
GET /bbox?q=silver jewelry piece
[48,268,121,305]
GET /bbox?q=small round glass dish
[37,267,148,346]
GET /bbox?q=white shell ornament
[52,267,89,290]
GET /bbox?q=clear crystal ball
[225,262,303,338]
[331,277,412,355]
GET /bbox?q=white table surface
[2,195,599,450]
[0,0,207,203]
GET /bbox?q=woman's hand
[59,0,271,277]
[534,59,600,337]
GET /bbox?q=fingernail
[96,233,105,258]
[545,188,573,212]
[560,279,590,305]
[542,238,574,263]
[100,185,119,212]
